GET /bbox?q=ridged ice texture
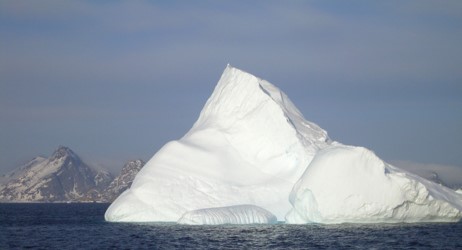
[178,205,277,225]
[105,65,330,222]
[286,145,462,224]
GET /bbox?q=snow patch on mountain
[103,160,145,202]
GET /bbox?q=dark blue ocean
[1,203,461,249]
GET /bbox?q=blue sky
[0,1,461,179]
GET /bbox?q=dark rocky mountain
[0,146,143,203]
[103,159,145,202]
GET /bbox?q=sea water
[1,203,461,249]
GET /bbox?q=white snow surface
[105,65,462,224]
[105,65,330,222]
[286,145,462,224]
[178,205,277,225]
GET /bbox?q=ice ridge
[178,205,277,225]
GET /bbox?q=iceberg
[178,205,277,225]
[105,65,330,222]
[286,145,462,223]
[105,65,462,224]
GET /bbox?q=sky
[0,1,461,180]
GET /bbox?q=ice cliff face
[105,65,330,222]
[286,145,462,223]
[105,65,462,224]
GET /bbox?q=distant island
[0,146,144,203]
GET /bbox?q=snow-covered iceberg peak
[286,145,462,224]
[188,65,329,169]
[105,65,330,222]
[191,65,329,151]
